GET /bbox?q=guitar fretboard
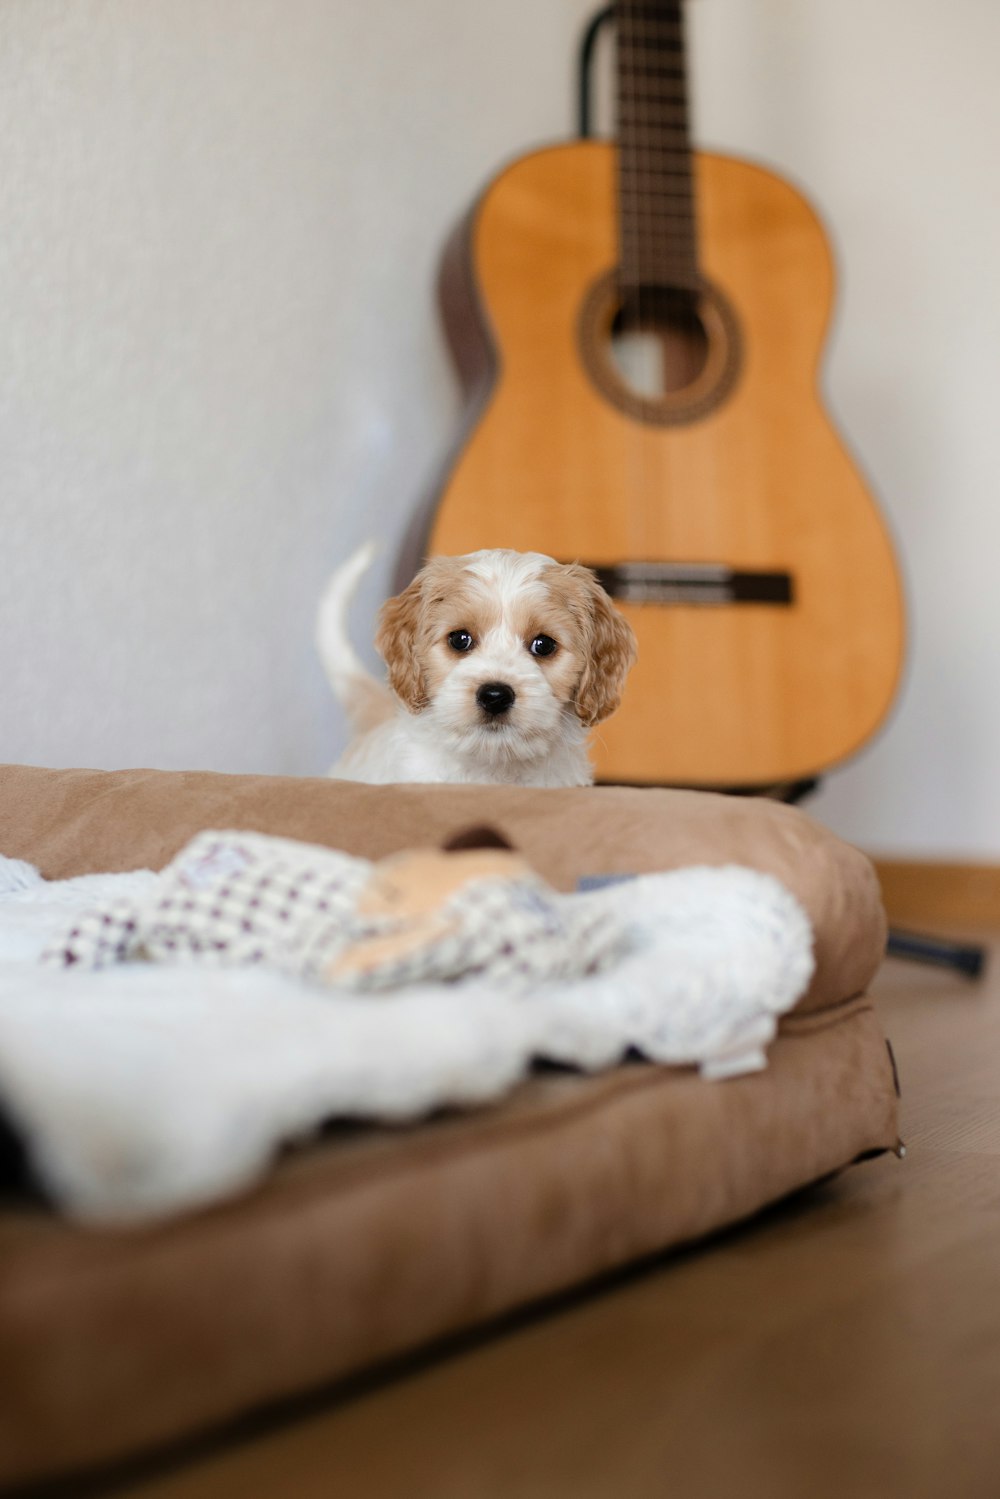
[616,0,699,294]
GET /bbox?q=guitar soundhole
[579,272,742,425]
[609,288,709,401]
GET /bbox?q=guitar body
[423,140,905,788]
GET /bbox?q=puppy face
[376,550,637,767]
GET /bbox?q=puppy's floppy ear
[566,565,638,728]
[375,575,428,711]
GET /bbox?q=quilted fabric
[40,830,626,990]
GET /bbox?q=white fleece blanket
[0,854,814,1224]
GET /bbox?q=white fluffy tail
[315,543,395,734]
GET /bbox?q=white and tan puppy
[316,545,636,786]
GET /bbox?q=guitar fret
[621,240,698,256]
[618,117,691,135]
[618,95,688,111]
[619,157,692,170]
[619,216,696,231]
[619,143,692,155]
[624,268,699,279]
[618,62,685,79]
[618,94,690,109]
[621,269,699,283]
[623,226,697,240]
[619,274,700,296]
[618,69,685,86]
[621,272,699,292]
[622,233,698,252]
[618,138,690,152]
[622,225,698,243]
[620,181,695,199]
[622,265,699,282]
[619,138,692,154]
[620,154,692,173]
[618,37,684,52]
[619,119,690,134]
[619,183,695,199]
[618,82,685,97]
[623,255,698,267]
[617,1,683,18]
[617,0,683,13]
[618,12,683,26]
[619,135,691,149]
[618,80,686,98]
[617,33,684,52]
[617,55,689,72]
[623,236,697,247]
[624,226,697,238]
[620,177,693,190]
[619,171,693,188]
[624,248,698,257]
[625,215,697,230]
[620,280,700,295]
[619,213,696,228]
[618,110,691,123]
[617,12,683,31]
[620,155,692,167]
[621,248,698,263]
[618,4,682,17]
[618,141,694,158]
[617,89,689,102]
[624,233,697,250]
[621,207,696,217]
[618,125,691,141]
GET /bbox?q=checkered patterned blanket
[40,831,625,991]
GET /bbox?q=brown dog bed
[0,765,899,1489]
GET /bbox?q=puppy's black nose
[476,682,516,716]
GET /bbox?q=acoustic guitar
[413,0,904,788]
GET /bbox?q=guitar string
[620,1,709,598]
[622,0,668,586]
[682,1,726,641]
[638,0,661,581]
[638,0,657,582]
[650,0,675,590]
[678,0,726,633]
[661,0,690,584]
[661,0,685,600]
[621,0,683,592]
[617,1,645,590]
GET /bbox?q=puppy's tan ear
[375,576,428,711]
[569,566,638,728]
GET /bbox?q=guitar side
[421,140,905,788]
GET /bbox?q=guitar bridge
[584,562,794,606]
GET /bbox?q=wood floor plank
[874,859,1000,927]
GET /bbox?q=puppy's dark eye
[447,630,475,653]
[528,635,558,658]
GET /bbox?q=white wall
[1,0,997,855]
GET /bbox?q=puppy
[316,545,636,786]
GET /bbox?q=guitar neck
[616,0,699,292]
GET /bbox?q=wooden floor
[102,930,1000,1499]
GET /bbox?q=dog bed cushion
[0,850,814,1223]
[0,765,898,1488]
